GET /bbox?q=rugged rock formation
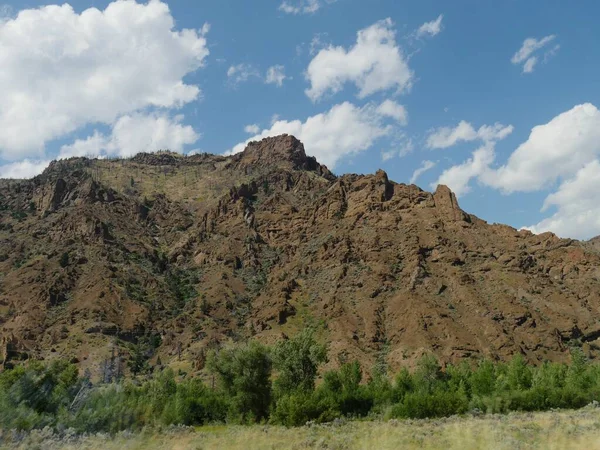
[1,135,600,377]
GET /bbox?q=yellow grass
[5,407,600,450]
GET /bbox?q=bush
[2,338,600,433]
[390,388,469,419]
[271,390,338,426]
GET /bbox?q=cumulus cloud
[511,35,557,73]
[432,143,495,196]
[518,104,600,239]
[305,18,413,101]
[228,100,404,168]
[527,161,600,239]
[60,113,199,159]
[427,104,600,238]
[265,65,287,87]
[278,0,336,15]
[410,160,436,184]
[377,100,408,125]
[0,0,209,160]
[483,104,600,193]
[244,124,260,134]
[0,159,51,179]
[426,121,513,149]
[416,15,443,38]
[428,120,513,195]
[0,112,199,179]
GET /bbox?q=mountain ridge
[1,134,600,377]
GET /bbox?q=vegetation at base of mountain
[1,331,599,434]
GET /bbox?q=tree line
[1,330,599,433]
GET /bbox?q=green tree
[566,347,590,390]
[207,341,272,423]
[505,354,533,391]
[413,354,444,394]
[321,361,372,416]
[470,360,497,396]
[271,329,327,397]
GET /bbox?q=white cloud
[426,104,600,238]
[244,124,260,134]
[511,35,556,73]
[228,100,403,168]
[305,18,413,101]
[511,35,555,64]
[427,121,477,149]
[432,142,495,196]
[0,112,198,178]
[278,0,335,15]
[0,0,209,160]
[416,15,443,38]
[377,100,408,125]
[527,160,600,239]
[483,103,600,193]
[227,63,261,86]
[0,159,51,179]
[428,119,513,195]
[410,160,436,184]
[60,113,199,159]
[426,121,513,149]
[265,65,287,87]
[523,56,538,73]
[476,123,515,142]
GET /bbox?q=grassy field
[4,407,600,450]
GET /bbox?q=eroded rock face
[1,134,600,375]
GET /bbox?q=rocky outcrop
[433,184,470,222]
[232,135,335,180]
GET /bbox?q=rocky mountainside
[1,134,600,376]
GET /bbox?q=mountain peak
[233,135,335,179]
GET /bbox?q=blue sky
[1,0,600,239]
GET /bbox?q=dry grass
[5,407,600,450]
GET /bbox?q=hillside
[1,134,600,377]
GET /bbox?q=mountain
[1,134,600,376]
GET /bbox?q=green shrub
[271,390,338,426]
[390,387,469,419]
[2,338,600,433]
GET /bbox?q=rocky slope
[1,134,600,376]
